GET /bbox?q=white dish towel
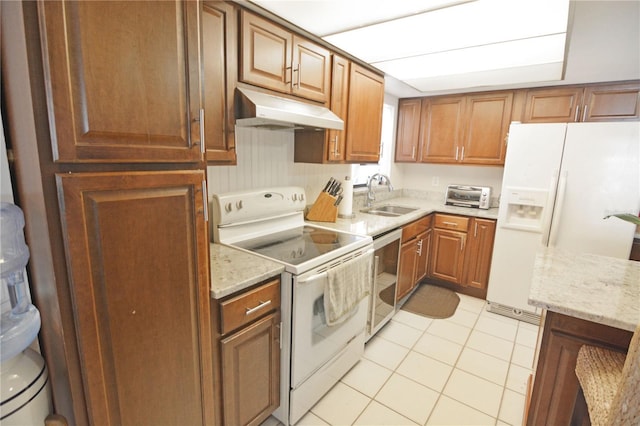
[324,250,373,326]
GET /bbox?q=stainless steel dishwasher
[366,228,402,340]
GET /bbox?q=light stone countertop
[209,193,498,299]
[528,247,640,331]
[209,243,284,299]
[307,196,499,237]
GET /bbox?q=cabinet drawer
[434,214,469,232]
[402,215,433,241]
[220,278,280,334]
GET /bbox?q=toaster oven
[445,185,491,209]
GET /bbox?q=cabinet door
[221,312,281,426]
[463,219,496,290]
[292,36,331,103]
[327,55,350,162]
[415,229,432,283]
[462,92,513,165]
[395,98,422,162]
[396,240,419,302]
[39,1,202,162]
[345,64,385,163]
[56,171,213,425]
[528,312,632,426]
[420,96,465,163]
[203,2,237,164]
[522,87,584,123]
[430,229,466,284]
[582,82,640,122]
[240,10,292,94]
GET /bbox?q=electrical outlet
[432,176,439,186]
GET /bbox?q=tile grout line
[424,302,485,425]
[303,294,537,426]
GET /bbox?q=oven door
[290,247,372,388]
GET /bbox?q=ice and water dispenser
[1,202,52,424]
[498,187,551,233]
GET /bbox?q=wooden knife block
[306,192,338,222]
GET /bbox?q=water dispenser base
[0,348,52,424]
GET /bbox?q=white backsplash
[207,127,351,201]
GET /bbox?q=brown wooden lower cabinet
[462,218,496,291]
[221,312,281,426]
[397,238,420,301]
[56,170,214,425]
[396,215,432,301]
[215,278,281,426]
[428,215,495,299]
[527,311,632,426]
[430,228,466,284]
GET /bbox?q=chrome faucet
[366,173,393,207]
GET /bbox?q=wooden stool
[575,322,640,425]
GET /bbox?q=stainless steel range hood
[235,87,344,131]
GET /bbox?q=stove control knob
[225,202,232,212]
[236,200,243,210]
[299,193,305,202]
[292,194,298,201]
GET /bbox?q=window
[351,102,394,187]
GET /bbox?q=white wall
[399,163,504,199]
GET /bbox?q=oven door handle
[297,248,374,285]
[297,271,328,285]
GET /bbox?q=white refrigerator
[487,122,640,323]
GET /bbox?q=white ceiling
[250,0,640,98]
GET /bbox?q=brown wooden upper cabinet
[521,81,640,123]
[396,91,512,166]
[344,64,385,163]
[203,1,237,164]
[294,59,385,164]
[293,54,350,164]
[395,98,423,162]
[240,10,330,104]
[38,1,203,163]
[419,96,466,164]
[326,55,351,162]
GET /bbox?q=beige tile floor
[280,293,539,426]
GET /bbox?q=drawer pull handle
[442,221,458,227]
[245,300,272,315]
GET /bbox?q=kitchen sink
[360,205,418,217]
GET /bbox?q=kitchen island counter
[528,247,640,331]
[209,243,284,299]
[526,247,638,425]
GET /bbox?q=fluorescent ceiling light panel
[252,0,470,36]
[374,33,567,79]
[324,0,569,64]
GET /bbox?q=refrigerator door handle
[548,171,569,247]
[541,172,559,246]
